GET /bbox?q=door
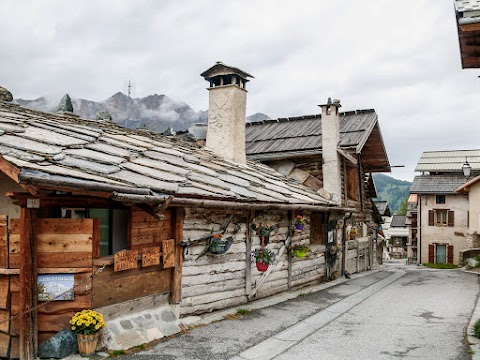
[436,245,447,264]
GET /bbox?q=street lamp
[463,158,472,180]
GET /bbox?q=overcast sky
[1,0,479,182]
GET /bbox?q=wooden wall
[0,215,10,358]
[92,207,174,308]
[5,217,94,359]
[180,210,327,316]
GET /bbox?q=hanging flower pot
[209,236,233,255]
[295,215,305,231]
[295,224,304,231]
[294,249,307,258]
[256,262,269,272]
[291,244,311,258]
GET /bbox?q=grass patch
[422,263,458,269]
[468,347,475,355]
[473,319,480,339]
[132,344,146,350]
[110,350,126,356]
[236,308,251,315]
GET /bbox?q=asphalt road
[117,263,479,360]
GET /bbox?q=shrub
[422,263,458,269]
[473,319,480,338]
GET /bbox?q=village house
[410,150,477,265]
[388,215,408,259]
[454,0,480,69]
[0,62,391,359]
[406,194,418,264]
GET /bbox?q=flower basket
[70,309,105,356]
[291,244,311,258]
[294,249,308,258]
[295,215,305,231]
[209,235,233,255]
[77,333,98,356]
[251,224,277,246]
[256,262,269,272]
[295,224,304,231]
[251,248,276,271]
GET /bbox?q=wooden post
[245,211,254,296]
[170,208,184,304]
[287,211,293,289]
[19,207,36,360]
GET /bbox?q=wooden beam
[460,22,480,32]
[337,148,358,165]
[0,156,20,183]
[170,208,184,304]
[10,194,117,209]
[19,207,36,360]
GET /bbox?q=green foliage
[473,319,480,338]
[236,308,251,315]
[422,263,458,269]
[397,196,409,215]
[132,344,146,350]
[111,350,126,356]
[373,174,412,214]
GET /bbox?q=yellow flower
[71,326,76,330]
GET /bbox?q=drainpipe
[342,212,353,277]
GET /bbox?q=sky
[1,0,479,182]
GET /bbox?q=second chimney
[320,98,342,204]
[201,62,254,164]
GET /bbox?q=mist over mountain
[15,93,271,132]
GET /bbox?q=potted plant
[251,223,277,246]
[251,247,276,272]
[209,234,233,254]
[70,309,106,356]
[291,244,311,258]
[295,215,305,230]
[349,227,357,240]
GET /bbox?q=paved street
[116,263,479,360]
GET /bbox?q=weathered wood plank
[36,234,93,253]
[33,219,94,234]
[0,215,7,268]
[10,336,19,359]
[0,309,10,333]
[37,294,92,315]
[92,266,170,308]
[37,313,71,333]
[9,252,93,269]
[0,276,9,309]
[182,262,245,276]
[182,271,244,287]
[170,209,184,304]
[182,288,246,307]
[0,332,10,358]
[182,278,245,298]
[19,207,34,360]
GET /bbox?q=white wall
[0,172,25,223]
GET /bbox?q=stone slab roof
[373,200,390,216]
[415,149,480,173]
[410,175,467,194]
[245,109,390,173]
[0,100,337,207]
[390,215,407,228]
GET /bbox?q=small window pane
[436,195,446,204]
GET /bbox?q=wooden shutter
[428,244,435,263]
[447,211,454,227]
[428,210,434,226]
[447,245,454,264]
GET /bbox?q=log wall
[180,209,329,316]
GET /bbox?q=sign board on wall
[114,249,139,272]
[37,274,74,301]
[142,246,161,267]
[161,239,175,268]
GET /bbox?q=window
[428,210,454,227]
[436,195,446,204]
[88,208,129,257]
[435,210,447,225]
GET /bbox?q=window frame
[435,195,446,204]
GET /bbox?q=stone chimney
[201,62,254,164]
[319,98,342,204]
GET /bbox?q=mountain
[16,94,272,133]
[16,93,206,132]
[372,173,412,214]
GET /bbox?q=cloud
[1,0,479,182]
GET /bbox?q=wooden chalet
[245,108,391,226]
[0,93,356,358]
[455,0,480,69]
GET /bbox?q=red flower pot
[256,262,269,272]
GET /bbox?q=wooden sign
[114,249,138,272]
[142,246,161,267]
[161,239,175,268]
